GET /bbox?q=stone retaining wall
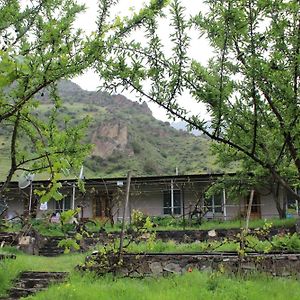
[82,252,300,277]
[0,253,16,260]
[93,226,296,243]
[0,232,18,246]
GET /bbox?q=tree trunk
[272,182,286,219]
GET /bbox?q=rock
[208,230,217,237]
[140,233,151,241]
[163,263,182,274]
[241,263,256,270]
[200,265,212,273]
[288,255,298,261]
[149,262,163,275]
[19,236,31,246]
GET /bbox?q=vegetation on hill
[1,80,219,180]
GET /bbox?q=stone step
[39,248,64,252]
[9,287,45,298]
[14,278,56,289]
[0,233,17,245]
[0,254,16,260]
[1,271,68,299]
[38,237,64,257]
[38,252,64,257]
[19,271,67,279]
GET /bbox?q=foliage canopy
[96,0,300,203]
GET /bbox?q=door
[245,191,261,219]
[93,192,112,219]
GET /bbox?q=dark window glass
[95,198,102,217]
[64,197,71,210]
[287,190,299,212]
[163,190,181,215]
[214,194,223,213]
[55,198,71,212]
[55,200,62,212]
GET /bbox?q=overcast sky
[72,0,213,122]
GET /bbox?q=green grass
[24,271,300,300]
[100,232,300,254]
[1,245,300,300]
[2,217,297,237]
[152,217,297,231]
[124,239,237,253]
[0,247,85,297]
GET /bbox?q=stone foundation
[81,252,300,277]
[93,226,296,243]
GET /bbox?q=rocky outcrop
[91,122,133,158]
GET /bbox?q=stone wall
[82,252,300,277]
[92,226,296,243]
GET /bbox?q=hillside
[0,81,219,179]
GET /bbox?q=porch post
[181,187,185,229]
[223,189,227,221]
[72,183,76,210]
[295,188,299,216]
[171,179,174,215]
[28,181,33,213]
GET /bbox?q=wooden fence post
[119,171,132,258]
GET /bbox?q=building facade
[1,174,298,222]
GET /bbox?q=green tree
[0,0,167,202]
[0,0,93,200]
[96,0,300,213]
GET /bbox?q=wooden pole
[72,183,76,210]
[28,181,33,214]
[182,188,185,230]
[119,171,132,257]
[239,190,255,258]
[245,190,255,232]
[223,189,227,221]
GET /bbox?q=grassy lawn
[1,247,300,300]
[0,248,85,297]
[25,271,300,300]
[150,217,297,231]
[2,216,297,238]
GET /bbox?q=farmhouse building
[1,174,298,221]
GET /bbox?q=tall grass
[152,217,297,231]
[0,248,85,297]
[2,217,297,237]
[25,271,300,300]
[1,246,300,300]
[124,239,237,253]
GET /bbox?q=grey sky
[72,0,212,121]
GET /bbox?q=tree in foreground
[96,0,300,216]
[0,0,93,201]
[0,0,166,203]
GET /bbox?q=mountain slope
[0,81,219,179]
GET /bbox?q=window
[163,190,181,215]
[205,194,223,214]
[55,198,71,212]
[213,194,223,213]
[287,189,299,214]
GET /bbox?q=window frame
[163,189,182,215]
[55,197,71,213]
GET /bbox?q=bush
[271,233,300,251]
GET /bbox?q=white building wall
[3,181,285,221]
[260,193,279,219]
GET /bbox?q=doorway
[245,191,261,219]
[93,192,113,219]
